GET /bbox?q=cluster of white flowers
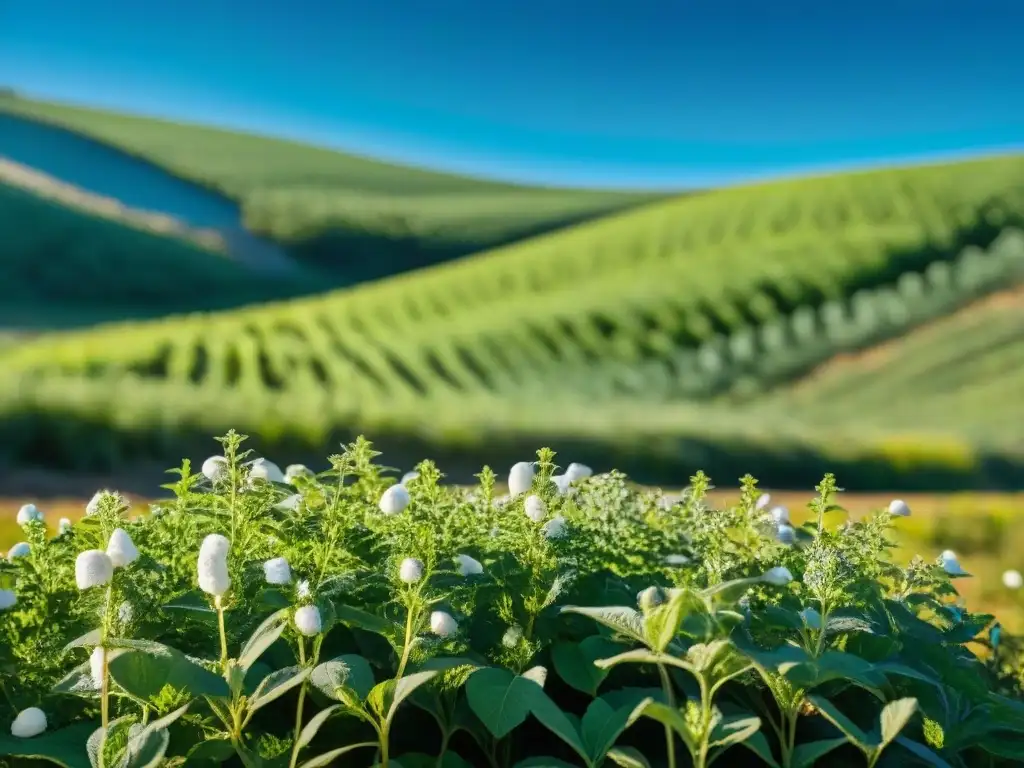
[16,504,43,526]
[264,557,292,585]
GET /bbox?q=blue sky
[1,0,1022,189]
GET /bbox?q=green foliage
[0,431,1022,766]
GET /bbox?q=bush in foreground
[0,431,1023,767]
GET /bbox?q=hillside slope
[0,95,661,278]
[2,155,1023,486]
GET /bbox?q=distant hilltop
[0,87,18,98]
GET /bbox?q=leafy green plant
[0,431,1022,767]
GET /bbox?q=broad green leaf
[760,606,802,631]
[369,669,441,724]
[701,577,760,602]
[238,609,289,671]
[311,655,375,702]
[525,682,590,762]
[894,737,954,767]
[108,646,229,700]
[296,704,342,751]
[334,604,392,634]
[824,616,876,636]
[560,605,645,644]
[874,663,941,688]
[297,741,377,768]
[580,696,638,761]
[163,591,216,615]
[0,722,96,768]
[740,730,781,768]
[645,588,701,652]
[122,727,170,768]
[879,698,918,748]
[708,713,761,749]
[606,746,651,768]
[784,651,886,696]
[63,629,102,653]
[465,667,539,740]
[87,718,132,768]
[628,698,695,751]
[53,660,101,695]
[514,759,579,768]
[594,648,695,676]
[551,636,620,695]
[249,665,310,712]
[806,695,874,751]
[791,737,848,768]
[184,737,235,764]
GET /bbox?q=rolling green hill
[0,95,661,279]
[2,154,1023,487]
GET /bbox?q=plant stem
[395,605,418,681]
[100,646,110,729]
[288,639,308,768]
[657,663,677,768]
[435,729,451,767]
[215,595,229,671]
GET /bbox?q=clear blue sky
[1,0,1022,189]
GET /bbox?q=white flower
[551,474,571,495]
[294,605,322,636]
[664,554,690,566]
[1003,569,1023,590]
[106,528,139,568]
[284,464,313,484]
[762,566,793,586]
[401,471,420,485]
[297,580,311,599]
[776,525,796,545]
[524,495,546,523]
[85,491,105,516]
[770,506,790,525]
[58,518,73,535]
[197,534,231,596]
[0,590,15,611]
[275,494,302,512]
[565,463,593,483]
[399,558,424,584]
[755,493,771,511]
[264,557,292,585]
[542,515,568,539]
[637,586,664,611]
[7,542,30,559]
[201,456,228,483]
[430,610,458,637]
[941,551,969,577]
[249,458,285,484]
[455,554,483,576]
[799,607,822,629]
[888,499,911,517]
[379,484,411,515]
[941,549,957,561]
[89,647,105,688]
[502,625,524,648]
[508,462,535,497]
[75,550,113,590]
[10,707,47,738]
[16,504,43,526]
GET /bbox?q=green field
[0,95,659,279]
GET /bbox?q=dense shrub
[1,432,1022,767]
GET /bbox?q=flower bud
[524,495,546,523]
[202,456,228,483]
[106,528,139,568]
[770,506,790,525]
[430,610,458,637]
[565,463,592,483]
[284,464,313,484]
[85,491,105,516]
[379,484,411,515]
[941,551,968,577]
[888,499,911,517]
[761,566,793,586]
[10,707,47,738]
[58,518,73,535]
[755,493,771,511]
[542,515,568,540]
[399,558,424,584]
[455,554,483,576]
[16,504,43,526]
[1003,569,1023,590]
[7,542,30,559]
[249,458,285,484]
[0,590,15,611]
[75,550,113,590]
[551,474,570,495]
[294,605,322,637]
[401,471,420,485]
[264,557,292,585]
[197,534,231,596]
[637,586,665,612]
[507,462,535,497]
[502,625,524,648]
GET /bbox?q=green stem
[657,664,678,768]
[288,639,308,768]
[395,604,418,681]
[695,674,711,768]
[99,583,114,730]
[215,596,229,671]
[435,730,451,767]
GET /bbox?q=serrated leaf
[560,605,645,644]
[791,737,848,768]
[249,665,310,712]
[880,698,918,747]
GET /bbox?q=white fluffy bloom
[455,554,483,576]
[524,495,546,523]
[507,462,535,497]
[294,605,322,636]
[941,551,969,577]
[379,484,411,515]
[89,647,105,688]
[10,707,47,738]
[263,557,292,585]
[401,471,420,485]
[297,580,311,599]
[16,504,43,526]
[7,542,30,559]
[284,464,313,484]
[551,474,571,495]
[197,534,231,597]
[664,554,690,566]
[201,456,228,483]
[770,506,790,525]
[430,610,458,637]
[762,566,793,586]
[0,590,16,611]
[565,463,592,483]
[776,525,796,545]
[502,625,524,648]
[1003,569,1023,590]
[542,515,568,540]
[249,458,285,484]
[755,493,771,511]
[75,550,113,590]
[85,491,105,516]
[941,549,957,561]
[637,586,665,611]
[275,494,302,512]
[399,558,424,584]
[106,528,139,568]
[888,499,911,517]
[58,518,73,535]
[799,607,822,629]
